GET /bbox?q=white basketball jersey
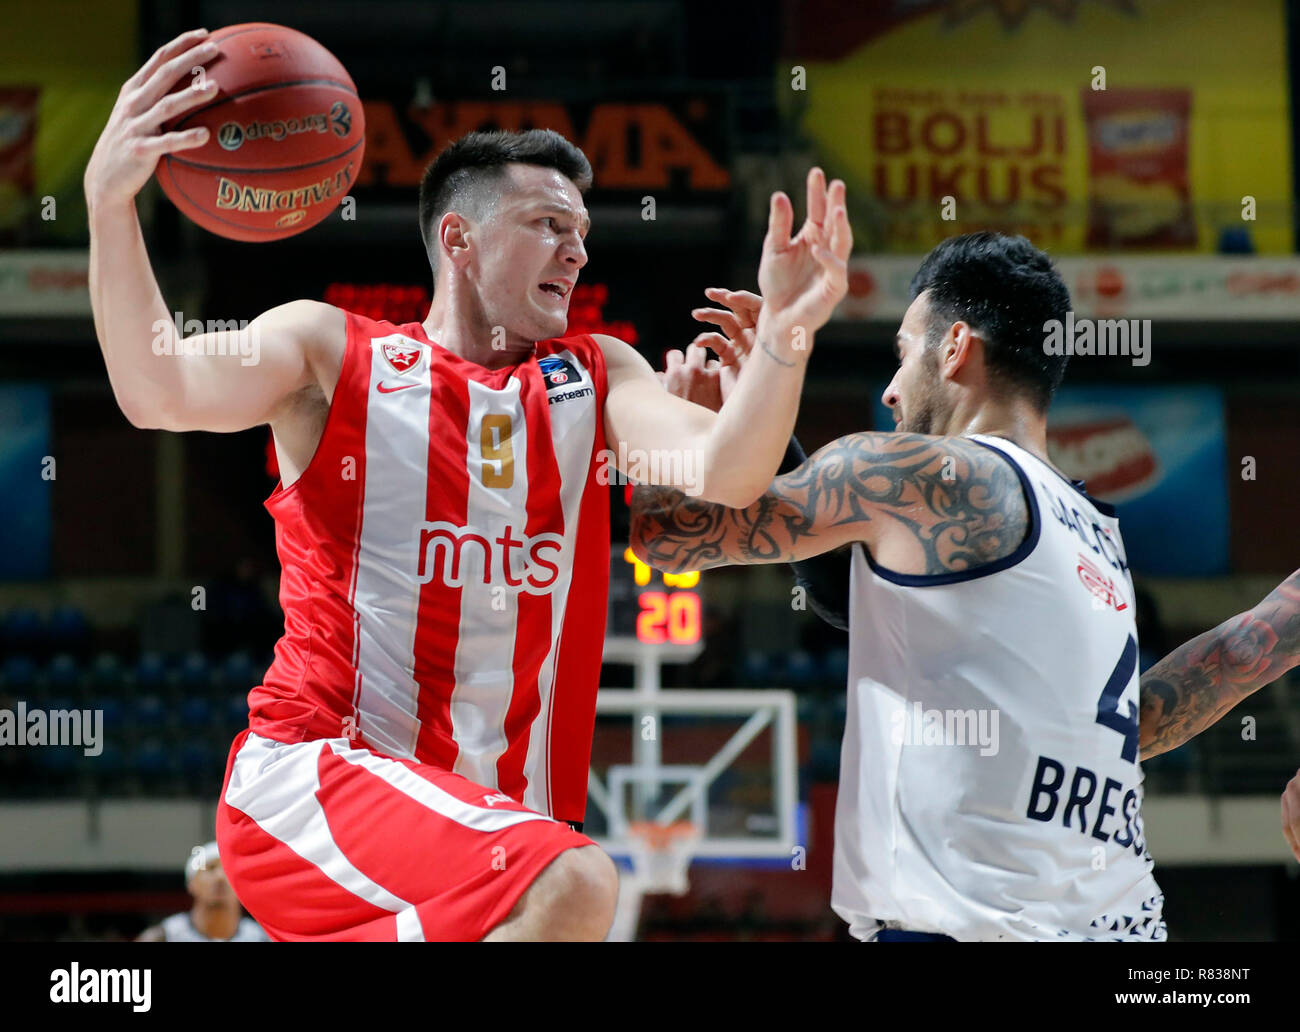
[834,434,1166,941]
[161,912,267,942]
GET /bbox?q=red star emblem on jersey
[382,341,422,374]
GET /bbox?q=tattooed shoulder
[837,433,1030,577]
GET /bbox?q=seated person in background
[137,841,267,942]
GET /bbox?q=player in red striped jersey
[86,29,851,940]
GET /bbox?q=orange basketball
[156,23,365,242]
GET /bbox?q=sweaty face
[882,292,947,436]
[466,164,589,345]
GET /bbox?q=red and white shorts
[216,729,593,941]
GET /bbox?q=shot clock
[606,547,703,647]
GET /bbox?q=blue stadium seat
[177,651,212,693]
[785,650,818,687]
[221,651,257,691]
[130,694,168,732]
[90,742,128,789]
[48,606,90,654]
[133,652,168,692]
[178,741,220,782]
[98,698,126,734]
[224,694,250,730]
[45,696,77,717]
[89,652,125,693]
[1,608,44,653]
[1,654,39,691]
[47,653,81,692]
[27,701,85,789]
[741,650,773,685]
[32,744,81,778]
[131,738,174,779]
[178,696,213,729]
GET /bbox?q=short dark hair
[908,232,1071,412]
[418,129,593,272]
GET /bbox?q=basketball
[155,23,365,242]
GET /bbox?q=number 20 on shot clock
[607,547,703,646]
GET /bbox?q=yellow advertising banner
[0,0,138,242]
[783,0,1293,253]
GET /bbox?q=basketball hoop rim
[626,820,701,850]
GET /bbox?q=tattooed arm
[630,431,1029,576]
[776,434,851,630]
[1138,570,1300,761]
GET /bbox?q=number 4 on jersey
[1095,634,1139,763]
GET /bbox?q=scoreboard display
[606,546,703,646]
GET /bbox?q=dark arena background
[0,0,1299,977]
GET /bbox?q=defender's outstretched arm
[630,431,1027,574]
[1139,570,1300,761]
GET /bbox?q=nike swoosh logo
[377,381,418,393]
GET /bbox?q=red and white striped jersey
[248,311,610,824]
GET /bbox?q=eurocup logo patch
[330,101,351,138]
[382,341,422,374]
[538,355,581,389]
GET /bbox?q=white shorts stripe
[224,733,558,934]
[395,906,425,942]
[323,737,556,834]
[223,733,413,914]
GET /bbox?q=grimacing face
[457,163,590,346]
[882,291,947,436]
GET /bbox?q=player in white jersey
[631,232,1300,940]
[137,842,267,942]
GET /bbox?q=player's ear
[943,321,978,379]
[439,212,473,269]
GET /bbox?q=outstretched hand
[660,169,850,406]
[756,168,852,348]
